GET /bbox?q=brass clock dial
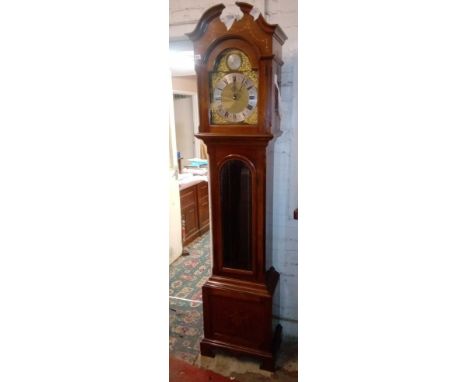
[209,49,258,125]
[211,73,257,123]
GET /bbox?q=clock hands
[214,73,253,118]
[232,75,239,100]
[232,76,245,101]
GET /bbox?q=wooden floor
[170,357,239,382]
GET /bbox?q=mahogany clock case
[187,2,287,371]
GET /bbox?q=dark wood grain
[180,180,209,246]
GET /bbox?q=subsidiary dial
[226,53,242,70]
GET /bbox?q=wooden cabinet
[197,181,210,232]
[180,180,209,246]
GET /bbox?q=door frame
[172,90,200,159]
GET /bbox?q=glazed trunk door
[220,159,253,271]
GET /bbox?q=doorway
[169,43,212,363]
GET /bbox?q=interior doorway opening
[169,39,213,363]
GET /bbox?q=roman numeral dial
[211,72,257,124]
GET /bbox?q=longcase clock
[187,2,287,371]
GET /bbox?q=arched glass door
[219,159,252,270]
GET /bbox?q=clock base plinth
[200,273,281,372]
[200,325,282,372]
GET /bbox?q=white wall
[169,0,298,338]
[172,75,198,94]
[169,0,267,37]
[262,0,298,339]
[173,96,195,167]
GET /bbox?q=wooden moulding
[234,2,287,45]
[205,266,279,296]
[186,4,226,42]
[187,3,287,46]
[200,324,282,372]
[195,132,274,145]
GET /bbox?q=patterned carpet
[169,232,211,363]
